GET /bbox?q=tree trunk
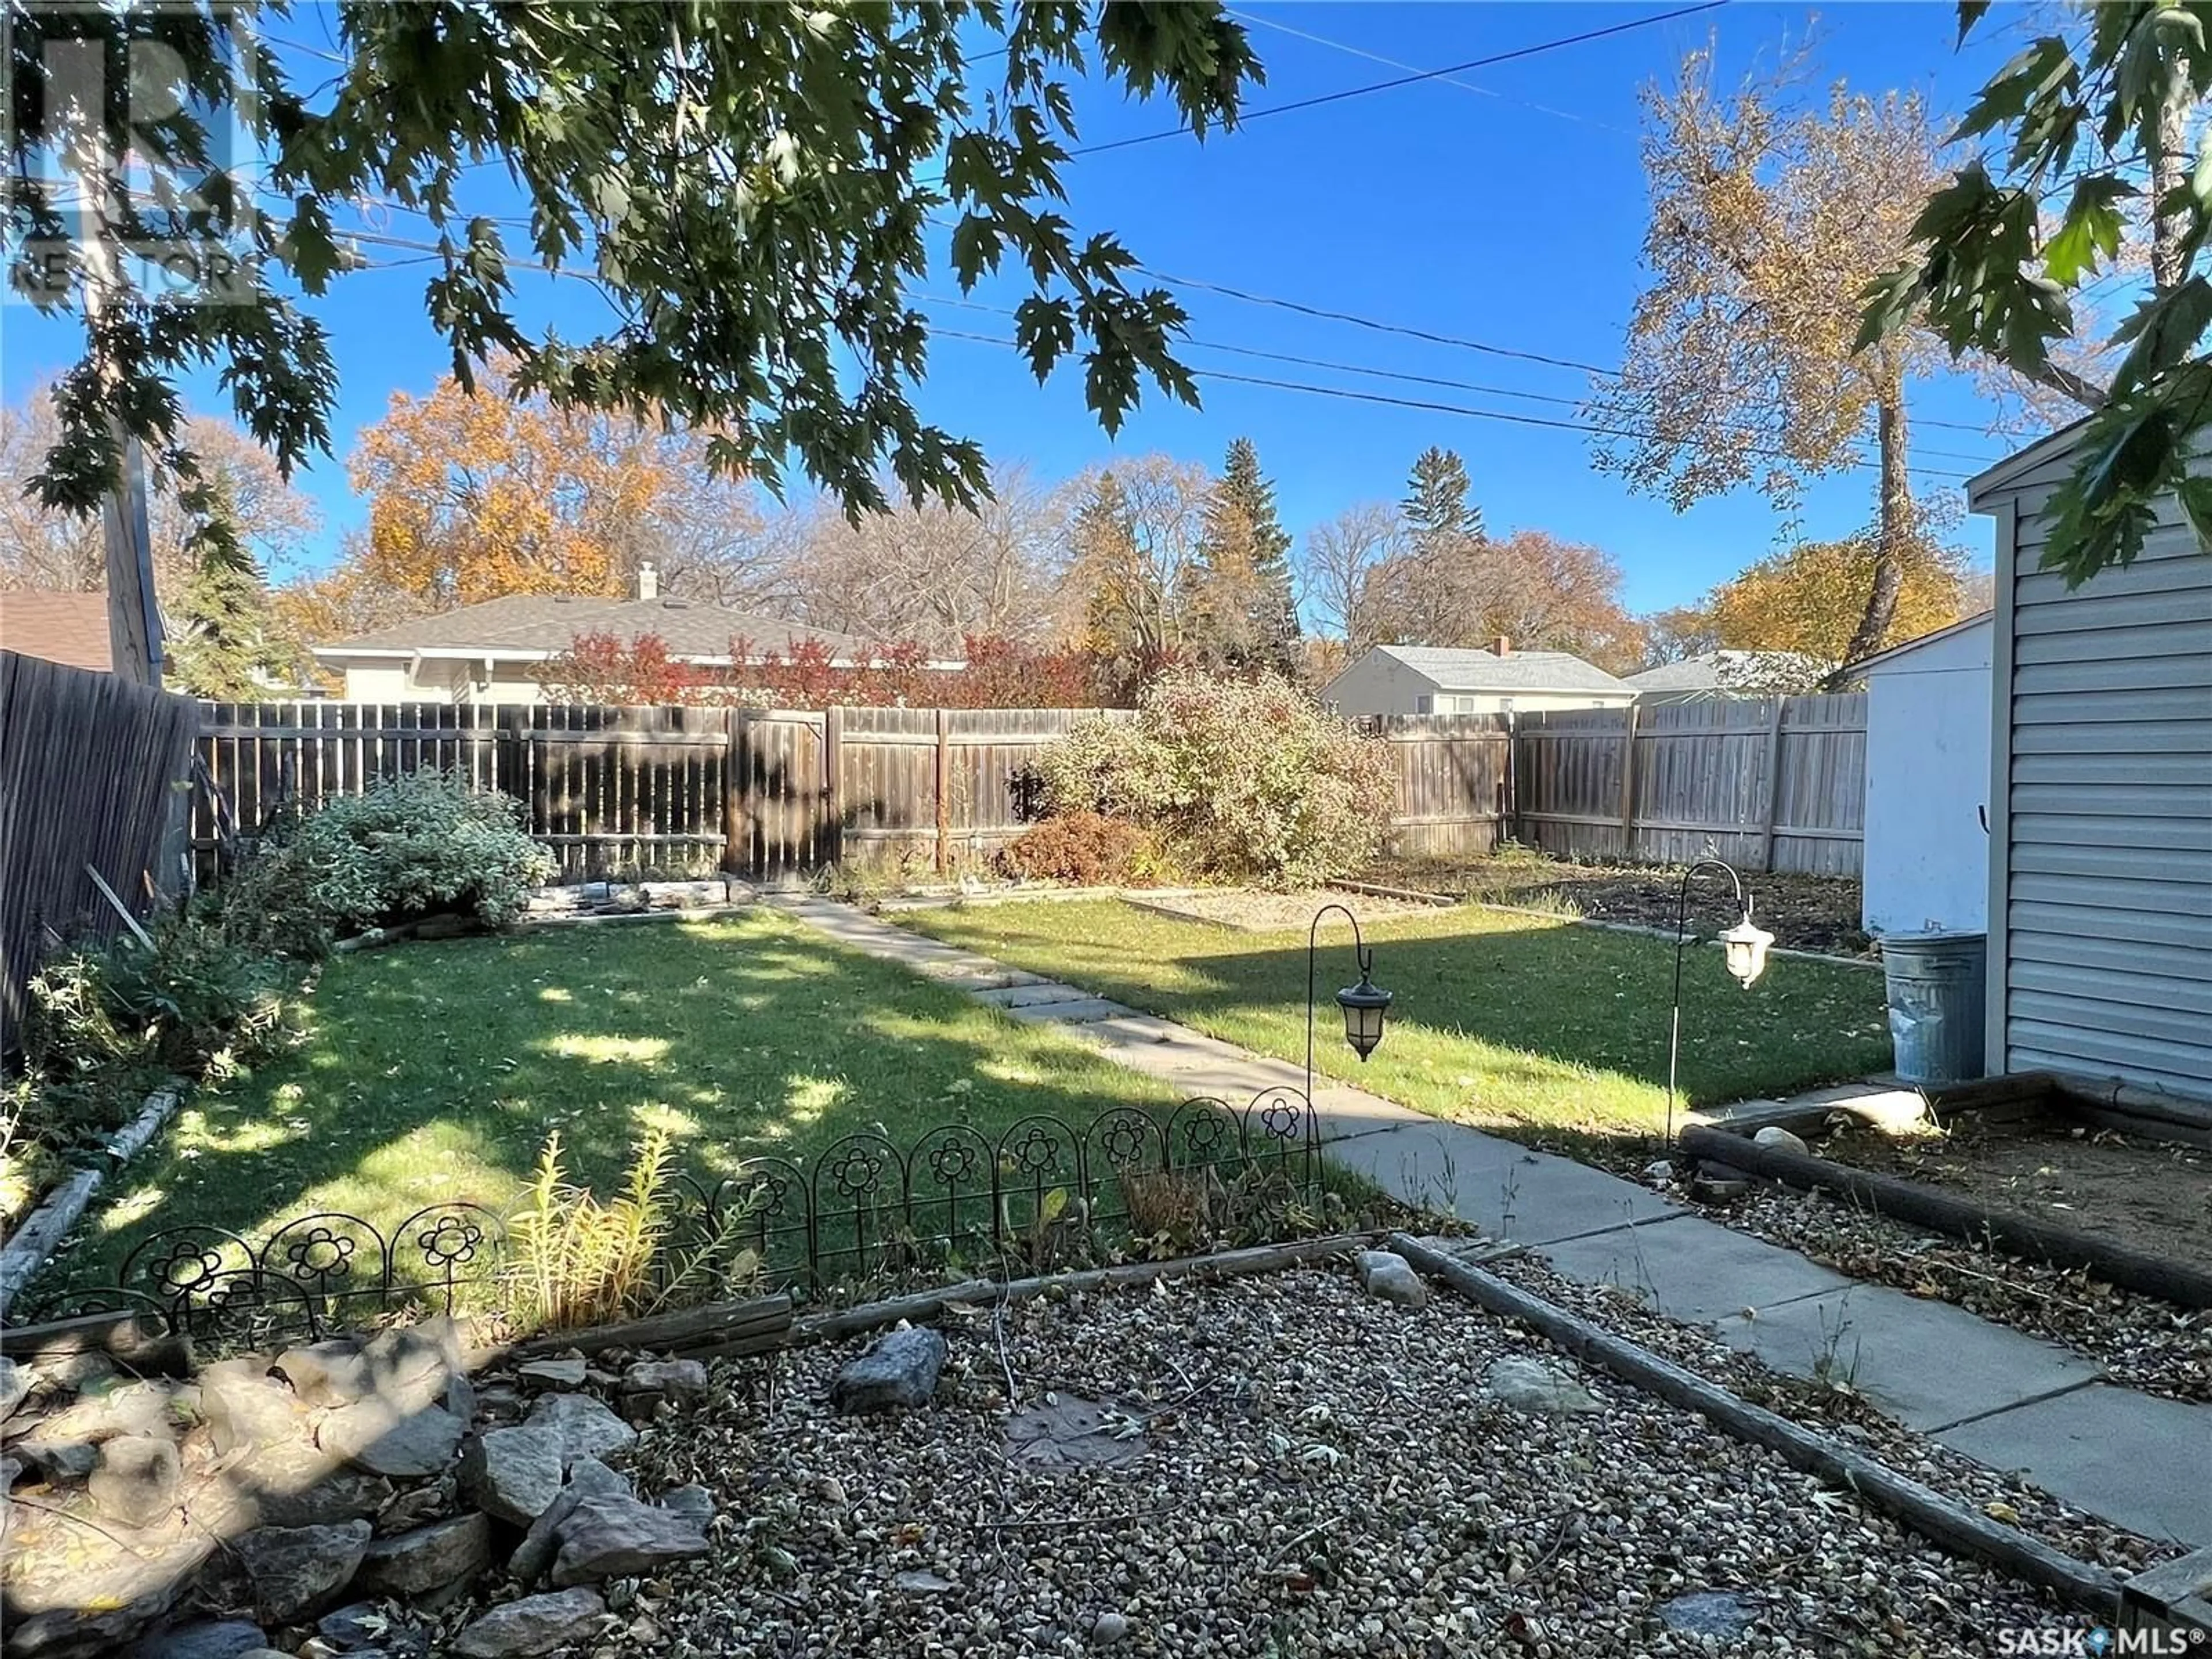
[1833,374,1911,681]
[2152,95,2191,296]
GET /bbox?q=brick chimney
[1491,635,1511,657]
[635,560,659,601]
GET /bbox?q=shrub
[249,771,554,939]
[998,813,1161,886]
[1037,670,1395,888]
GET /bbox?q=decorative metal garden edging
[16,1091,1316,1343]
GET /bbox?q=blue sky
[1,2,2034,616]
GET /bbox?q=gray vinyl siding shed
[1970,427,2212,1102]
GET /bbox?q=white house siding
[1322,652,1441,715]
[1980,452,2212,1101]
[1861,618,1991,935]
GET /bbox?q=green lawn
[58,912,1185,1290]
[900,899,1892,1150]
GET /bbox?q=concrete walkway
[775,896,2211,1548]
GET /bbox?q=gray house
[1970,428,2212,1103]
[1323,641,1633,717]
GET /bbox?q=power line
[1071,2,1725,158]
[1225,9,1635,136]
[925,325,1984,483]
[912,291,2001,465]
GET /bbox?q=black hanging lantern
[1336,971,1392,1062]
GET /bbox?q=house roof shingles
[318,594,870,661]
[0,590,113,672]
[1377,644,1627,695]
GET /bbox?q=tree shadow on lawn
[906,901,1894,1151]
[48,914,1191,1298]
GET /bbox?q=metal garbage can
[1879,931,1987,1086]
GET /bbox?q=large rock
[1486,1356,1602,1416]
[250,1443,393,1529]
[525,1392,637,1467]
[0,1355,28,1421]
[1752,1125,1812,1157]
[514,1358,586,1389]
[199,1360,304,1456]
[127,1620,270,1659]
[316,1397,466,1478]
[547,1494,710,1586]
[273,1339,371,1408]
[17,1380,187,1459]
[508,1459,630,1584]
[828,1327,946,1415]
[354,1512,492,1605]
[657,1484,714,1528]
[449,1588,607,1658]
[1354,1249,1429,1309]
[12,1435,99,1483]
[359,1320,463,1414]
[234,1520,372,1622]
[621,1358,708,1402]
[88,1435,182,1525]
[1,1501,215,1657]
[460,1425,565,1525]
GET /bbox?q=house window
[1498,697,1514,714]
[1415,694,1433,714]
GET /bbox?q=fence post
[821,705,844,871]
[722,707,748,877]
[934,707,950,876]
[1755,697,1787,873]
[1615,704,1641,859]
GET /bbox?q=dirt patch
[1812,1108,2212,1282]
[1363,851,1871,957]
[1129,887,1442,933]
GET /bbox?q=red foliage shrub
[998,813,1158,886]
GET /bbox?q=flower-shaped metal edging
[415,1213,484,1272]
[1002,1123,1064,1179]
[1090,1110,1158,1174]
[150,1240,227,1303]
[825,1142,889,1203]
[1167,1099,1236,1168]
[926,1137,982,1188]
[283,1225,359,1283]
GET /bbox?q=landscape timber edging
[0,1087,179,1321]
[1387,1230,2126,1616]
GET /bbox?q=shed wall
[1862,618,1991,935]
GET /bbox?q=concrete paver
[1717,1286,2104,1433]
[1331,1126,1681,1244]
[1936,1385,2212,1547]
[1537,1213,1848,1323]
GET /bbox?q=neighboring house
[0,589,112,672]
[1856,612,1993,937]
[1971,426,2212,1104]
[1623,649,1825,702]
[1323,640,1633,717]
[312,566,881,703]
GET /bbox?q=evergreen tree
[1401,446,1483,553]
[1191,437,1302,677]
[166,478,286,699]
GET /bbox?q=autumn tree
[1699,532,1972,672]
[781,467,1070,653]
[0,387,317,603]
[1060,457,1210,699]
[1185,438,1301,676]
[346,362,764,607]
[1301,501,1404,658]
[1590,50,1971,675]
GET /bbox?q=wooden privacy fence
[190,695,1865,886]
[194,702,1135,882]
[2,653,199,1052]
[1512,694,1866,876]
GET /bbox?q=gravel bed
[618,1267,2086,1657]
[1708,1181,2212,1405]
[1485,1252,2186,1579]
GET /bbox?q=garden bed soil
[1130,887,1443,933]
[622,1264,2088,1658]
[1811,1109,2212,1284]
[1362,853,1872,958]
